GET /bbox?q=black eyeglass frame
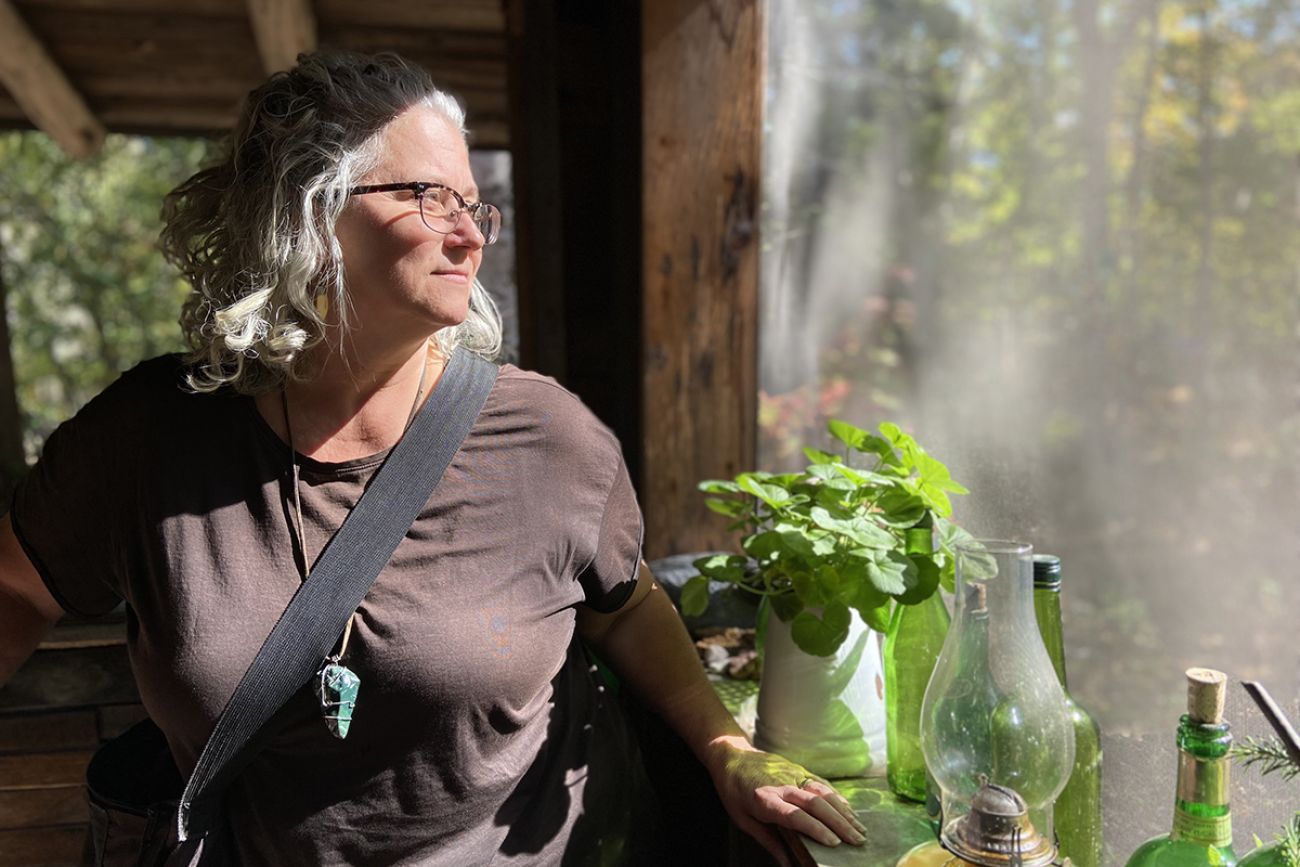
[348,181,501,245]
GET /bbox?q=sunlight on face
[335,105,485,346]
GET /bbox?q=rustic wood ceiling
[0,0,510,150]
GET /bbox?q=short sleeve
[576,454,644,613]
[10,363,158,617]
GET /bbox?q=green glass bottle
[883,516,950,803]
[1237,844,1288,866]
[1124,668,1238,867]
[1032,555,1103,867]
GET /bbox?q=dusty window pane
[761,0,1300,737]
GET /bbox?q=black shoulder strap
[177,349,499,841]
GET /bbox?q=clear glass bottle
[1032,554,1103,867]
[1124,668,1238,867]
[921,540,1075,848]
[884,516,950,803]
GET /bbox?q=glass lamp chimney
[920,540,1076,846]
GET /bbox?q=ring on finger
[797,776,815,789]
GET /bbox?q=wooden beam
[245,0,317,74]
[641,0,762,558]
[17,0,242,15]
[0,0,104,158]
[318,0,504,32]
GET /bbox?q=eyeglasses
[348,181,502,245]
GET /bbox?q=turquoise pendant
[315,659,360,739]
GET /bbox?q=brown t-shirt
[13,354,646,866]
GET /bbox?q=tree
[0,131,212,504]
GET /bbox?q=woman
[0,51,867,865]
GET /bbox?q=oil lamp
[920,540,1075,849]
[896,781,1068,866]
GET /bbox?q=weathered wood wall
[641,0,763,558]
[0,616,140,867]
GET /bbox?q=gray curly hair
[161,49,503,394]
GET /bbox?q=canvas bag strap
[176,349,500,841]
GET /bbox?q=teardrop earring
[314,291,330,319]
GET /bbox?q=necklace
[281,348,433,739]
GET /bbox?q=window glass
[761,0,1300,735]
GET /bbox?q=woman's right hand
[704,734,868,866]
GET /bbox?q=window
[761,0,1300,736]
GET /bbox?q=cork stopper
[1186,668,1227,724]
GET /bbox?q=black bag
[81,350,498,867]
[84,719,207,867]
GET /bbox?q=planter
[753,607,887,779]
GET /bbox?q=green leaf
[814,564,844,600]
[895,553,941,605]
[790,602,852,656]
[867,549,916,595]
[809,506,895,549]
[803,447,841,465]
[773,523,816,558]
[743,531,784,561]
[843,561,890,610]
[811,535,837,557]
[790,570,827,607]
[951,540,998,581]
[704,497,748,517]
[812,485,850,511]
[939,553,956,593]
[827,419,871,450]
[878,422,919,468]
[737,474,791,508]
[860,601,893,632]
[806,463,841,481]
[830,463,896,487]
[935,518,979,588]
[680,575,710,617]
[692,554,748,583]
[771,592,803,622]
[913,451,969,518]
[698,479,742,494]
[873,486,927,527]
[805,466,855,492]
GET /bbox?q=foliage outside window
[0,132,212,464]
[760,0,1300,736]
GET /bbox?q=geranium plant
[682,420,972,657]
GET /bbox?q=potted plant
[683,419,971,778]
[1233,682,1300,866]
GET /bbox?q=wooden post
[504,0,567,379]
[505,2,644,481]
[641,0,762,558]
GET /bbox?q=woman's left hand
[705,734,868,867]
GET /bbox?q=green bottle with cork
[1032,554,1103,867]
[1124,668,1238,867]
